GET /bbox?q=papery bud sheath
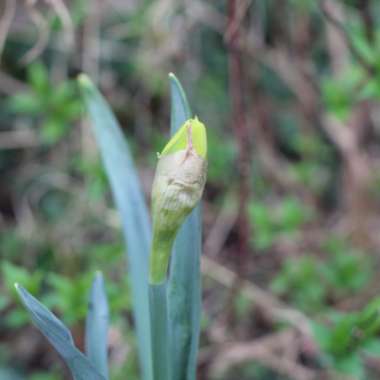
[149,118,207,284]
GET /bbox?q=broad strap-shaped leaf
[0,368,24,380]
[15,284,105,380]
[167,73,202,380]
[85,272,109,379]
[79,75,152,380]
[169,73,191,135]
[149,283,171,380]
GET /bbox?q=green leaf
[40,118,67,145]
[335,354,365,379]
[2,261,43,296]
[85,272,109,379]
[78,74,152,380]
[167,73,202,380]
[363,339,380,356]
[15,284,105,380]
[0,368,24,380]
[169,73,190,133]
[28,62,49,94]
[9,93,42,114]
[149,283,171,380]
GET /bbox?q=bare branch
[0,0,16,62]
[209,330,317,380]
[201,256,312,336]
[21,0,50,64]
[319,0,376,76]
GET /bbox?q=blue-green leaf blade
[79,74,152,380]
[149,283,171,380]
[169,73,191,133]
[85,272,109,379]
[15,284,105,380]
[167,73,202,380]
[0,368,24,380]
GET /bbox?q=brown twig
[0,70,29,94]
[0,0,16,62]
[324,0,349,76]
[81,0,102,159]
[358,0,374,43]
[21,0,50,64]
[319,0,376,76]
[201,256,312,336]
[0,129,39,150]
[225,0,252,273]
[225,0,252,42]
[44,0,74,49]
[203,192,239,258]
[45,0,75,80]
[208,330,317,380]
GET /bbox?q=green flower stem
[149,231,175,284]
[149,283,171,380]
[148,117,207,379]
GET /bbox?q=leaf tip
[168,72,181,86]
[14,283,23,300]
[78,74,93,90]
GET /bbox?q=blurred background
[2,0,380,379]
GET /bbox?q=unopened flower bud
[149,118,207,284]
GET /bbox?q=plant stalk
[149,283,171,380]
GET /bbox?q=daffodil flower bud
[149,118,207,284]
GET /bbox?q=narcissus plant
[15,73,207,380]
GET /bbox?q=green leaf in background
[0,368,24,380]
[79,75,152,380]
[167,73,202,380]
[15,284,105,380]
[335,354,365,380]
[28,62,49,95]
[85,272,109,379]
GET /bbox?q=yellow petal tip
[161,118,207,158]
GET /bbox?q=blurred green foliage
[9,62,82,145]
[248,196,312,250]
[272,237,372,313]
[314,298,380,379]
